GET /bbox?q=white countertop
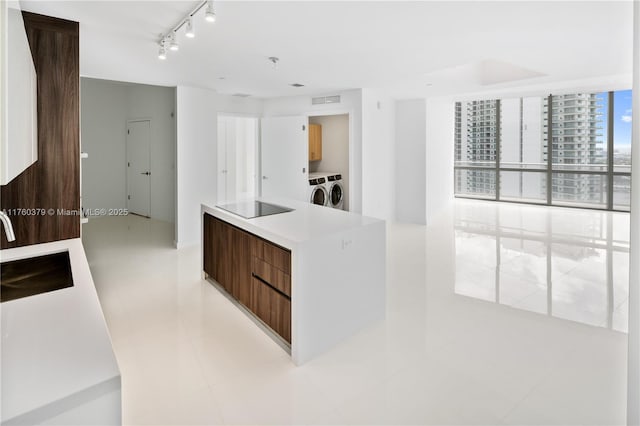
[202,198,384,249]
[1,239,120,423]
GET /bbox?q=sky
[613,89,632,147]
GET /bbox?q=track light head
[185,17,195,38]
[205,0,216,22]
[158,44,167,60]
[169,33,179,51]
[158,0,217,59]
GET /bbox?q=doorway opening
[308,114,350,211]
[80,77,176,248]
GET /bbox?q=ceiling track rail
[159,0,209,43]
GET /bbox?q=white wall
[175,86,262,248]
[127,84,176,223]
[81,78,176,223]
[425,97,455,224]
[361,89,396,221]
[309,114,350,210]
[395,99,426,224]
[81,79,128,213]
[262,89,363,214]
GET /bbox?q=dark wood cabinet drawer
[203,213,291,344]
[252,257,291,297]
[251,238,291,273]
[250,277,291,343]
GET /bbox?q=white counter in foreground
[202,199,386,365]
[1,239,121,425]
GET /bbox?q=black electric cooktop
[216,201,294,219]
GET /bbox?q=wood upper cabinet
[1,12,80,249]
[203,213,291,343]
[308,123,322,162]
[1,2,38,185]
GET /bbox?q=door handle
[141,171,151,176]
[262,176,268,180]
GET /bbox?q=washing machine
[307,175,329,206]
[326,174,345,210]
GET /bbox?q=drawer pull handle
[252,273,291,300]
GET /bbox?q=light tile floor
[82,199,629,425]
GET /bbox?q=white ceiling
[20,1,635,99]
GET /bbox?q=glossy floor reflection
[454,199,630,332]
[83,200,629,425]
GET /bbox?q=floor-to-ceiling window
[454,90,632,211]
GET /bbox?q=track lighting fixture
[168,33,179,51]
[158,0,217,60]
[205,0,216,22]
[185,17,195,38]
[158,43,167,60]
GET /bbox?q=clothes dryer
[306,175,329,206]
[326,174,345,210]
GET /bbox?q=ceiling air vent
[311,95,341,105]
[290,83,305,88]
[232,93,251,98]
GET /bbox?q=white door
[260,116,308,200]
[217,117,229,202]
[126,120,151,217]
[218,116,259,203]
[217,116,238,203]
[235,118,257,199]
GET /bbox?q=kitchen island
[201,199,386,365]
[1,239,121,425]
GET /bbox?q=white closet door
[260,116,308,200]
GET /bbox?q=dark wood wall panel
[1,12,79,249]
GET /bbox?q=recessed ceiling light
[426,83,433,87]
[290,83,305,88]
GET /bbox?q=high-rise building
[455,99,498,196]
[545,93,606,204]
[454,93,606,204]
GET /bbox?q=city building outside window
[453,90,632,211]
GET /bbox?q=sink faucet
[0,210,16,242]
